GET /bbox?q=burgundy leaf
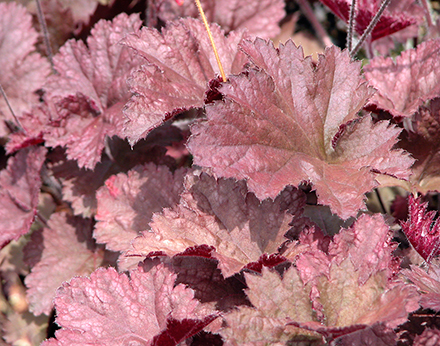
[121,18,248,144]
[24,212,105,315]
[43,264,217,346]
[94,163,187,252]
[401,195,440,262]
[0,146,46,248]
[188,40,414,219]
[127,172,307,277]
[0,2,50,136]
[365,39,440,119]
[156,0,285,38]
[42,13,143,169]
[413,328,440,346]
[319,0,417,41]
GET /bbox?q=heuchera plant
[1,0,440,345]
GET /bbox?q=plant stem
[0,82,25,133]
[194,0,226,82]
[350,0,392,58]
[35,0,55,74]
[420,0,434,28]
[296,0,332,47]
[347,0,357,51]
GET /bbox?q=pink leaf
[121,18,248,144]
[365,39,440,119]
[24,212,105,315]
[403,262,440,311]
[188,40,414,219]
[156,0,285,38]
[401,195,440,262]
[94,163,187,252]
[0,2,50,136]
[0,146,46,248]
[45,264,217,345]
[42,13,143,169]
[127,172,308,277]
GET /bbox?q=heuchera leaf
[42,13,143,169]
[24,212,105,316]
[413,328,440,346]
[318,0,417,41]
[188,40,414,219]
[401,195,440,262]
[403,261,440,311]
[42,264,217,346]
[399,98,440,193]
[220,266,323,345]
[156,0,285,38]
[0,146,46,248]
[121,18,248,144]
[0,2,50,136]
[127,172,308,277]
[364,39,440,119]
[94,163,187,252]
[221,214,420,344]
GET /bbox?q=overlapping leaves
[189,39,414,219]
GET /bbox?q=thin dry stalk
[36,0,55,73]
[194,0,226,82]
[350,0,392,58]
[347,0,357,51]
[0,83,25,133]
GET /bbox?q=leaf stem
[297,0,332,47]
[350,0,391,58]
[35,0,55,74]
[420,0,434,28]
[194,0,226,82]
[347,0,357,52]
[0,82,25,133]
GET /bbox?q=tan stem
[194,0,227,82]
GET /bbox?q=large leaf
[126,172,308,277]
[121,18,248,144]
[188,40,414,219]
[42,264,217,345]
[42,13,143,169]
[364,39,440,119]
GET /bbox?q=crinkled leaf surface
[24,212,105,316]
[220,266,323,345]
[222,214,419,344]
[0,146,46,248]
[401,195,440,262]
[311,214,419,329]
[188,40,414,219]
[94,163,187,252]
[0,2,50,136]
[156,0,285,38]
[42,13,143,169]
[365,39,440,119]
[43,264,217,346]
[319,0,416,41]
[403,261,440,311]
[122,18,248,144]
[127,172,307,277]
